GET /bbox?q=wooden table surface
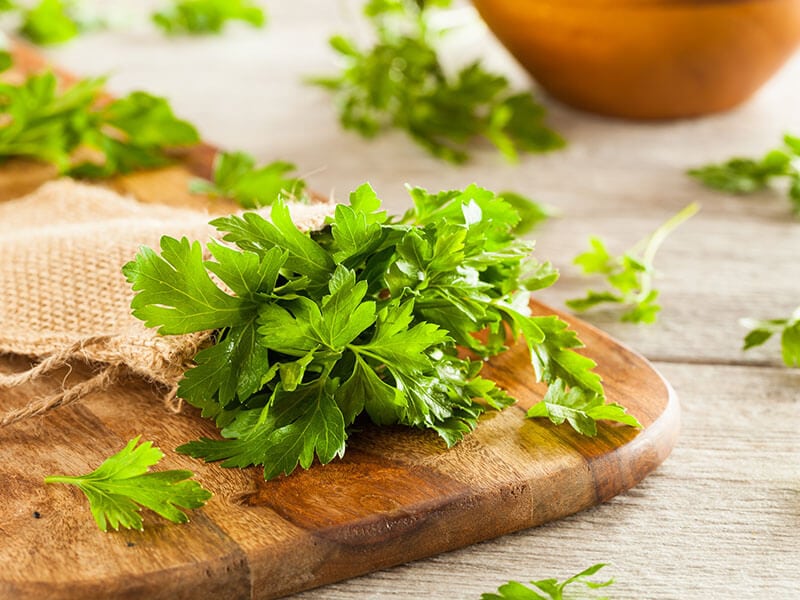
[41,2,799,598]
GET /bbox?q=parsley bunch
[567,203,699,324]
[741,306,800,368]
[45,437,211,532]
[0,69,199,177]
[311,0,564,164]
[125,184,637,480]
[689,134,800,216]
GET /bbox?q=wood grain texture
[0,309,677,600]
[0,42,677,600]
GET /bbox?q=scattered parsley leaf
[19,0,82,46]
[566,203,699,324]
[311,0,563,163]
[482,563,615,600]
[528,378,640,436]
[44,436,212,532]
[153,0,266,35]
[741,306,800,368]
[189,150,308,208]
[125,184,630,480]
[0,70,199,177]
[689,134,800,216]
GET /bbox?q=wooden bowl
[472,0,800,119]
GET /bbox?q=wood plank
[292,362,799,599]
[0,300,678,599]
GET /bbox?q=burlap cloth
[0,179,335,426]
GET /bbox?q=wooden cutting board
[0,44,680,600]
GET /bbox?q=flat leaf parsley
[190,150,308,208]
[567,203,699,324]
[482,563,614,600]
[741,306,800,368]
[311,0,563,164]
[125,184,639,480]
[689,133,800,216]
[45,437,211,532]
[152,0,266,35]
[0,67,199,176]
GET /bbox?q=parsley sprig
[0,68,199,177]
[741,306,800,368]
[190,150,308,208]
[689,133,800,216]
[566,203,699,324]
[311,0,564,164]
[45,437,212,532]
[125,184,638,480]
[482,563,614,600]
[153,0,266,36]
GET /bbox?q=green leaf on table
[19,0,81,46]
[567,203,699,324]
[690,133,800,216]
[45,437,211,532]
[741,307,800,368]
[153,0,266,35]
[310,0,563,163]
[482,563,614,600]
[190,150,307,208]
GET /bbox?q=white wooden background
[45,2,800,598]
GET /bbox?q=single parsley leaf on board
[44,437,212,532]
[741,306,800,368]
[689,134,800,216]
[482,563,614,600]
[566,203,699,324]
[128,183,630,481]
[153,0,266,35]
[190,151,308,208]
[310,0,563,163]
[527,378,640,436]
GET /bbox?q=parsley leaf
[0,69,199,177]
[528,379,640,436]
[126,184,633,480]
[153,0,266,35]
[566,203,699,324]
[19,0,82,46]
[689,134,800,216]
[311,0,563,163]
[44,436,212,532]
[482,563,614,600]
[741,306,800,368]
[190,150,308,208]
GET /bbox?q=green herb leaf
[482,563,614,600]
[741,307,800,368]
[153,0,266,35]
[44,437,211,532]
[567,203,699,324]
[689,133,800,216]
[527,379,640,436]
[311,0,563,163]
[0,70,198,176]
[19,0,81,46]
[190,150,307,208]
